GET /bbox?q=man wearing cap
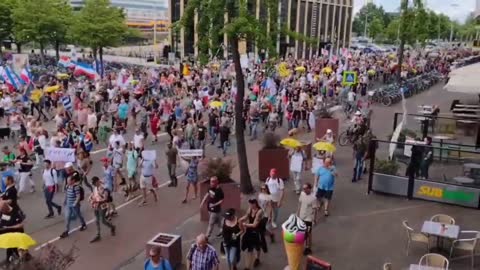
[60,162,86,238]
[265,168,284,228]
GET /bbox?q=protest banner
[178,149,203,157]
[142,150,156,161]
[45,147,76,162]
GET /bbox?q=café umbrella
[280,138,303,148]
[0,233,37,250]
[313,142,336,153]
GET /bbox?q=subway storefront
[413,180,480,208]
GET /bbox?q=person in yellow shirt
[30,88,48,121]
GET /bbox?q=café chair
[431,214,455,225]
[383,262,392,270]
[450,230,480,269]
[402,220,430,256]
[419,253,449,269]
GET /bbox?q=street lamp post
[363,0,369,37]
[449,3,459,43]
[153,5,158,64]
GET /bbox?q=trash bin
[146,233,182,269]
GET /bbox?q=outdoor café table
[419,110,433,115]
[455,104,480,108]
[453,113,480,119]
[453,176,475,184]
[452,108,480,113]
[409,265,444,270]
[421,221,460,253]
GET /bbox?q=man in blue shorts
[314,158,337,217]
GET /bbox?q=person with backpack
[187,234,219,270]
[88,176,116,243]
[265,168,284,229]
[144,246,173,270]
[59,162,87,238]
[42,160,61,219]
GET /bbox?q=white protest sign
[178,149,203,157]
[142,150,156,161]
[45,147,76,162]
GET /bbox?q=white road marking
[34,174,183,251]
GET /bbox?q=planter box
[372,173,409,196]
[315,118,339,142]
[146,233,182,269]
[258,148,290,182]
[199,180,241,222]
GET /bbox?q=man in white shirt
[297,182,318,255]
[109,129,126,149]
[43,160,61,219]
[265,168,284,228]
[133,128,144,151]
[290,147,306,194]
[138,158,158,206]
[193,97,203,122]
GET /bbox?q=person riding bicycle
[349,111,367,142]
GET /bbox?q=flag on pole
[58,56,75,68]
[2,66,24,89]
[73,62,99,80]
[20,67,32,85]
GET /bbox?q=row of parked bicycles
[369,71,445,107]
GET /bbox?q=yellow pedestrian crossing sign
[342,71,357,86]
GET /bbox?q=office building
[170,0,353,60]
[70,0,169,33]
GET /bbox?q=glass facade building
[170,0,353,60]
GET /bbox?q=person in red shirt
[150,112,160,143]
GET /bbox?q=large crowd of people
[0,46,474,268]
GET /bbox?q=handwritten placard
[142,150,156,161]
[45,147,76,162]
[178,149,203,157]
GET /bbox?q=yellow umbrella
[313,141,336,153]
[56,73,70,80]
[367,69,376,75]
[294,66,305,72]
[280,138,303,148]
[210,101,224,108]
[0,233,37,250]
[45,85,60,93]
[322,67,333,74]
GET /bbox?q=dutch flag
[73,62,99,80]
[20,67,32,85]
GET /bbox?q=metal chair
[450,230,480,269]
[431,214,455,225]
[383,262,392,270]
[402,220,430,256]
[419,253,449,269]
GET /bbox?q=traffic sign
[342,71,357,86]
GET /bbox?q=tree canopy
[353,1,477,45]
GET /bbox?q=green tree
[70,0,128,77]
[178,0,285,194]
[12,0,68,63]
[50,0,73,60]
[352,3,387,36]
[368,17,384,40]
[385,18,400,43]
[0,0,15,53]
